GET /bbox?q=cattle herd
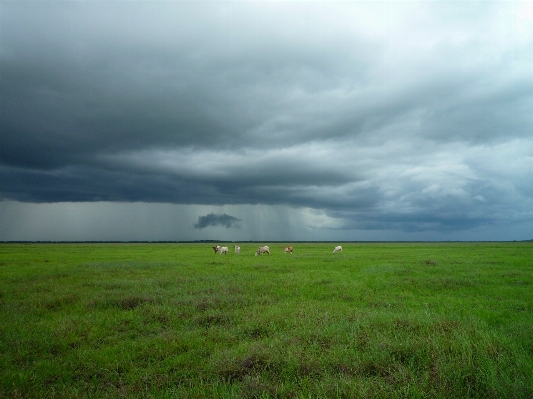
[212,245,342,255]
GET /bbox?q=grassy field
[1,242,532,398]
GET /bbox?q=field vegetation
[1,242,532,398]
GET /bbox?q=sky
[1,1,532,242]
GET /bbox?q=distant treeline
[1,240,532,244]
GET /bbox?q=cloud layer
[1,1,532,240]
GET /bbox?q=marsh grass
[1,242,532,398]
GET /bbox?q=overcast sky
[1,1,532,242]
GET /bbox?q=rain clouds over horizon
[1,1,533,241]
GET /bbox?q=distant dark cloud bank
[195,213,242,229]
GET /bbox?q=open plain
[1,242,532,398]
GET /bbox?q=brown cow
[282,246,293,254]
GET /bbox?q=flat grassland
[1,242,532,398]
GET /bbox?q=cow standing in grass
[333,245,342,253]
[255,246,270,256]
[212,245,221,254]
[234,245,240,254]
[219,246,229,255]
[282,246,293,254]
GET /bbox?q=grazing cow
[219,246,229,255]
[234,245,240,254]
[282,246,293,254]
[333,245,342,253]
[255,246,270,256]
[212,245,221,254]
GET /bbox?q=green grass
[1,242,532,398]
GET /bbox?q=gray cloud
[194,213,242,230]
[1,1,532,240]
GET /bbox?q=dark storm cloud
[194,213,242,230]
[1,1,532,239]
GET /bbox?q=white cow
[212,245,221,254]
[219,246,229,255]
[234,245,240,254]
[255,246,270,256]
[333,245,343,253]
